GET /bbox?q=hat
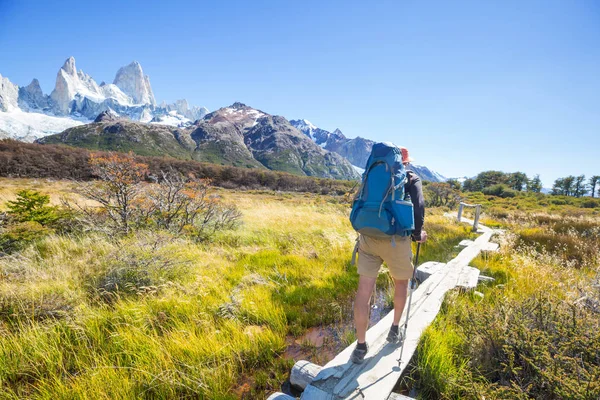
[399,146,413,164]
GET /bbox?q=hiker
[349,144,427,364]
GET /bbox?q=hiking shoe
[350,343,368,364]
[386,325,404,344]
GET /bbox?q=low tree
[79,152,148,234]
[144,170,241,237]
[472,171,507,192]
[445,179,462,191]
[425,182,460,207]
[462,178,475,192]
[589,175,600,198]
[73,154,241,239]
[6,189,58,225]
[507,172,528,191]
[526,174,543,193]
[574,174,587,197]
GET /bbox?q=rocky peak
[18,78,49,110]
[51,56,105,114]
[94,109,120,123]
[230,102,248,110]
[331,128,346,140]
[0,73,19,112]
[62,56,77,76]
[113,61,156,105]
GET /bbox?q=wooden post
[472,204,481,232]
[291,360,322,390]
[457,203,464,222]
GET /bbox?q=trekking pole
[397,242,421,365]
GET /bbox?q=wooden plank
[458,239,475,247]
[415,261,446,282]
[292,360,323,390]
[456,266,480,290]
[303,229,495,399]
[482,242,499,252]
[478,274,495,283]
[302,385,334,399]
[266,392,295,400]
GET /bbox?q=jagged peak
[229,102,248,110]
[113,60,155,105]
[61,56,76,75]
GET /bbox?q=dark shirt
[405,169,425,241]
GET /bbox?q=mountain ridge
[291,119,446,182]
[37,102,360,180]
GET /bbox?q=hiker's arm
[409,175,425,241]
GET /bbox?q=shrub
[5,189,59,225]
[581,199,599,209]
[73,158,241,240]
[482,184,517,198]
[88,233,188,303]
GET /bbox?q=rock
[113,61,156,105]
[94,109,120,123]
[0,73,19,112]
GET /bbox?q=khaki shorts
[357,234,414,280]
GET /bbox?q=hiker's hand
[415,230,427,243]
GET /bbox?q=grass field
[0,178,475,399]
[402,208,600,399]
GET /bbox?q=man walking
[350,145,427,364]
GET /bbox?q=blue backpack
[350,142,415,238]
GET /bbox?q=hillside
[37,104,360,180]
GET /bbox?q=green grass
[406,211,600,399]
[0,181,501,398]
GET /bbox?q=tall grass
[0,181,477,398]
[408,212,600,399]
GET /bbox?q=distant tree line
[459,170,600,198]
[551,175,600,197]
[461,171,543,197]
[0,139,354,195]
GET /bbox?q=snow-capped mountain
[291,119,447,182]
[0,57,208,141]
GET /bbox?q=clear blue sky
[1,0,599,187]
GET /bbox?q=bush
[581,199,599,209]
[88,233,188,303]
[0,221,53,253]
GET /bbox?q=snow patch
[352,165,365,175]
[150,112,191,127]
[0,109,87,142]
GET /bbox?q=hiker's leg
[354,275,376,343]
[392,278,409,326]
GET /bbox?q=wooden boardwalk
[269,215,498,400]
